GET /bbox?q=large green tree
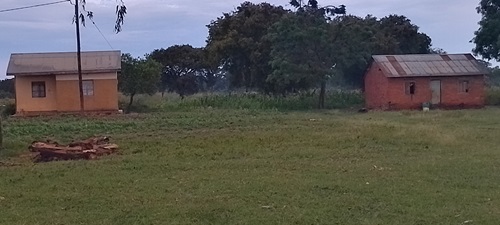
[206,2,288,92]
[149,45,203,96]
[119,54,162,111]
[473,0,500,61]
[330,14,433,87]
[268,0,345,108]
[149,45,223,97]
[377,15,431,54]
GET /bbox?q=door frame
[430,79,442,105]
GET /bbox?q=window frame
[459,80,469,93]
[31,81,46,98]
[82,80,94,96]
[405,81,416,95]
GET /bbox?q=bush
[2,102,16,117]
[486,88,500,105]
[160,90,364,111]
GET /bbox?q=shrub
[486,88,500,105]
[159,90,364,111]
[3,102,16,117]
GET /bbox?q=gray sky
[0,0,493,79]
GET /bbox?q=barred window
[83,80,94,96]
[405,82,416,95]
[32,82,46,98]
[459,80,469,93]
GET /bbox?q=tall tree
[149,45,203,96]
[472,0,500,61]
[377,15,431,54]
[328,14,433,87]
[206,2,289,92]
[119,54,162,111]
[268,0,345,108]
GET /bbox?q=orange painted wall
[55,80,80,111]
[84,79,118,111]
[15,75,57,113]
[15,73,118,114]
[56,79,118,112]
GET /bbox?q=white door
[430,80,441,105]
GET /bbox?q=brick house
[364,54,489,110]
[6,51,121,115]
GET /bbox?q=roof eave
[8,69,120,77]
[385,73,487,78]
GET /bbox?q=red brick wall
[386,77,431,109]
[364,63,389,109]
[364,62,485,110]
[385,76,484,110]
[439,76,484,108]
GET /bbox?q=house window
[459,80,469,93]
[83,80,94,96]
[32,82,46,98]
[405,82,416,95]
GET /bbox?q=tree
[75,0,127,33]
[267,0,345,108]
[472,0,500,61]
[206,2,289,92]
[377,15,431,54]
[0,79,14,99]
[488,66,500,87]
[327,14,433,87]
[119,54,162,111]
[149,45,204,97]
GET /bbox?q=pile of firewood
[29,136,118,162]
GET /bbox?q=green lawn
[1,108,500,224]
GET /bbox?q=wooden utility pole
[75,0,84,113]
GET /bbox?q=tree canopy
[149,45,225,97]
[329,14,433,86]
[116,0,436,103]
[206,2,288,92]
[119,54,162,110]
[267,0,345,108]
[472,0,500,61]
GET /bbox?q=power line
[90,18,114,49]
[0,0,70,13]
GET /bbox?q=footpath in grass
[1,108,500,225]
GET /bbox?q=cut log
[29,136,118,162]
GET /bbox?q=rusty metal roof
[372,54,489,78]
[6,50,121,76]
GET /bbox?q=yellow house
[6,50,121,115]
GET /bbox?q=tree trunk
[318,81,326,109]
[127,94,135,113]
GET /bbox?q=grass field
[1,107,500,224]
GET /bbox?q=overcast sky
[0,0,493,79]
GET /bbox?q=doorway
[430,80,441,105]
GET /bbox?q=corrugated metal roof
[6,50,121,76]
[372,54,489,78]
